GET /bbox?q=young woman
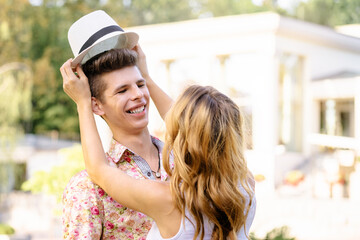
[61,47,256,240]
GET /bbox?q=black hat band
[79,25,124,54]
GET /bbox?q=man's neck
[112,128,153,157]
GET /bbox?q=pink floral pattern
[62,137,172,239]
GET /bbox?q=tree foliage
[199,0,271,17]
[103,0,196,26]
[294,0,360,26]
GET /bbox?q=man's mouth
[127,105,145,114]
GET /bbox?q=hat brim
[71,31,139,68]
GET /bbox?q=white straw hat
[68,10,139,68]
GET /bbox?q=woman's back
[146,181,256,240]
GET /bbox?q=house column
[354,81,360,151]
[215,54,230,95]
[94,114,112,152]
[251,52,279,194]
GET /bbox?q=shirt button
[147,172,151,177]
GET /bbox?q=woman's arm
[133,44,173,120]
[59,59,171,220]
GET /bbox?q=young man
[60,11,172,239]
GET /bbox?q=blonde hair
[163,85,254,240]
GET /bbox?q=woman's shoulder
[142,180,174,215]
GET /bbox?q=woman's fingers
[76,65,87,80]
[60,59,71,79]
[133,44,149,79]
[61,59,74,78]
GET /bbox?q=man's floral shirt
[62,137,172,239]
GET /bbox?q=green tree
[0,0,32,64]
[0,62,32,201]
[0,0,80,138]
[102,0,196,26]
[27,4,80,137]
[196,0,268,17]
[294,0,360,27]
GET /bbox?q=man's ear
[91,97,105,116]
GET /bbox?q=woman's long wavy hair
[163,85,254,240]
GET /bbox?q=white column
[354,86,360,152]
[214,54,230,95]
[302,56,312,156]
[251,52,278,193]
[94,114,113,152]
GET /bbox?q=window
[320,99,354,137]
[0,161,27,193]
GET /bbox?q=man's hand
[60,59,91,107]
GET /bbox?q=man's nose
[131,86,144,100]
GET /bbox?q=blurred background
[1,0,360,239]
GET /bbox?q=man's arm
[63,171,103,239]
[133,44,173,120]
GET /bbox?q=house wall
[122,12,360,190]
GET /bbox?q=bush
[250,226,296,240]
[0,223,15,235]
[21,144,84,203]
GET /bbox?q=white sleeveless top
[146,185,256,240]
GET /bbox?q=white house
[115,12,360,194]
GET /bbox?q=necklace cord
[151,144,161,178]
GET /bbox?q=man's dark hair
[82,48,138,102]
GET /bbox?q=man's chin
[132,120,149,131]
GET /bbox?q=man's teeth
[129,106,145,114]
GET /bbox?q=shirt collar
[107,136,164,164]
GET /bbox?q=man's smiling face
[98,66,150,134]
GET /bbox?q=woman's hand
[60,59,91,107]
[132,44,173,120]
[133,44,150,80]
